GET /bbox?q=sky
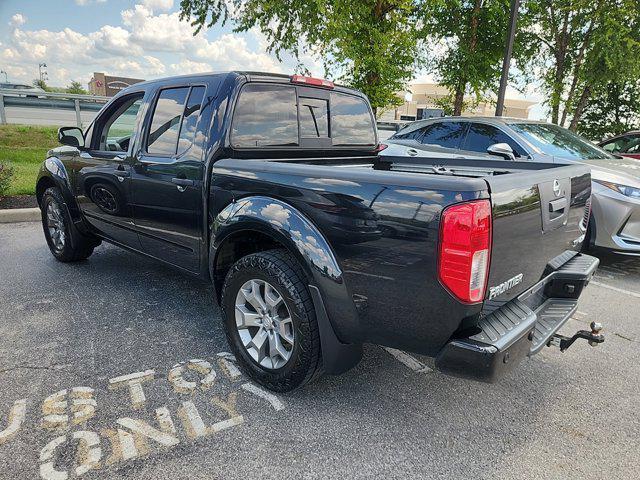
[0,0,545,119]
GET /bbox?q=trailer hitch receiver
[547,322,604,352]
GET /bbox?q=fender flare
[211,196,362,374]
[36,156,82,222]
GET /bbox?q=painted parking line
[383,347,433,373]
[0,352,286,479]
[590,281,640,299]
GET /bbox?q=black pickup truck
[36,72,603,391]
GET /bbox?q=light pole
[38,63,48,84]
[495,0,520,116]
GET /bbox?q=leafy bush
[0,162,14,196]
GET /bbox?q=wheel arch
[37,157,77,211]
[210,196,362,373]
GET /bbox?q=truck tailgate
[484,163,591,302]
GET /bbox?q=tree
[577,80,640,140]
[33,79,49,91]
[525,0,640,130]
[66,80,87,95]
[421,0,532,115]
[179,0,428,114]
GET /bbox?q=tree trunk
[550,11,570,124]
[453,82,466,115]
[453,0,482,116]
[560,24,593,126]
[569,85,592,131]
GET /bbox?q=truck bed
[212,154,591,355]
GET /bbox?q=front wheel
[41,187,99,262]
[221,249,323,392]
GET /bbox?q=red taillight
[438,200,492,304]
[290,74,334,89]
[375,143,388,152]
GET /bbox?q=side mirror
[58,127,85,148]
[487,142,516,161]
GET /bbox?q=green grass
[0,125,60,195]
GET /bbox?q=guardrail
[0,89,110,127]
[0,89,413,132]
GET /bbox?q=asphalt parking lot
[1,222,639,479]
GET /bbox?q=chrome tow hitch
[547,322,605,352]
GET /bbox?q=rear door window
[393,123,428,141]
[420,122,466,149]
[463,123,526,157]
[330,92,375,145]
[177,86,206,155]
[231,84,299,147]
[146,86,207,156]
[147,87,189,156]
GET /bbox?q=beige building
[379,83,536,122]
[88,72,145,97]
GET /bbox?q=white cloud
[196,33,282,72]
[140,0,174,12]
[0,4,321,88]
[169,59,212,75]
[9,14,26,27]
[122,5,201,52]
[91,25,141,56]
[75,0,107,5]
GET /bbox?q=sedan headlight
[594,180,640,199]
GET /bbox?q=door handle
[171,178,195,187]
[407,148,419,157]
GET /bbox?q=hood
[581,157,640,187]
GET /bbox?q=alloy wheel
[46,201,66,252]
[234,279,295,369]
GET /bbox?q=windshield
[510,122,615,160]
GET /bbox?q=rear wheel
[41,187,99,262]
[221,249,323,392]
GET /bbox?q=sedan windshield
[510,122,615,160]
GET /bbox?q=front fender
[36,156,83,224]
[211,196,362,347]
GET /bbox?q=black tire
[41,187,99,262]
[221,249,323,392]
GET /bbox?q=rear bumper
[435,252,599,382]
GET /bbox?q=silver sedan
[381,117,640,255]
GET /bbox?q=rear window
[231,84,299,147]
[299,97,329,138]
[231,84,375,148]
[330,92,375,145]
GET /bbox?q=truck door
[130,85,208,273]
[75,91,145,248]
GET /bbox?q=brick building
[88,72,145,97]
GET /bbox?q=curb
[0,207,41,223]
